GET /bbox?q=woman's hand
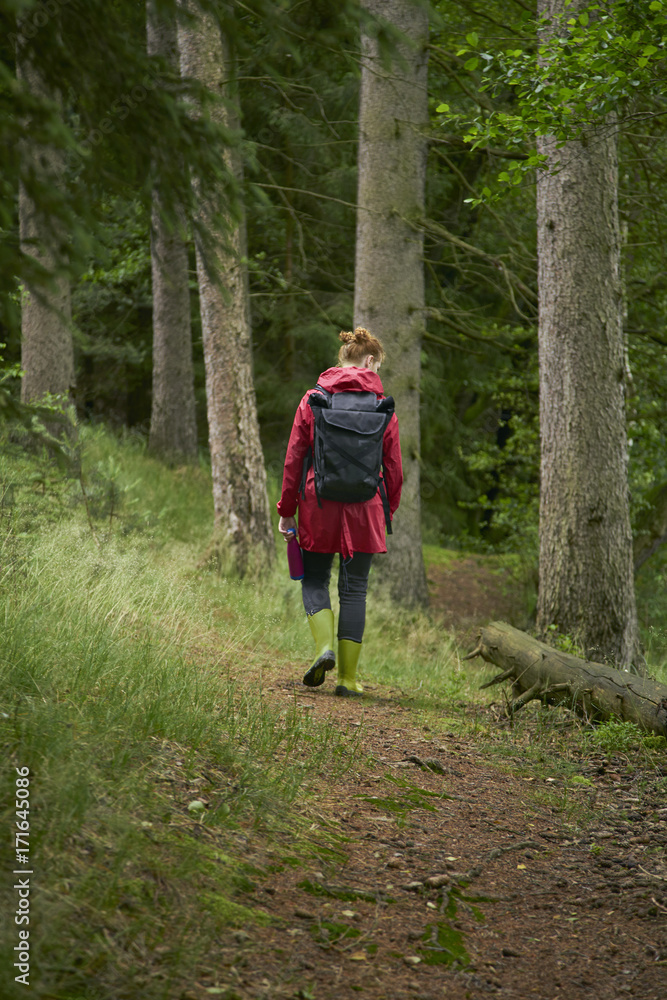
[278,515,297,540]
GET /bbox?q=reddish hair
[337,327,385,366]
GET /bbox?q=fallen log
[466,621,667,738]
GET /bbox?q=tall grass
[0,427,361,999]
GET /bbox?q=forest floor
[175,562,667,1000]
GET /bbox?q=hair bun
[336,327,386,366]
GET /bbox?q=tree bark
[147,0,197,462]
[535,0,640,668]
[468,621,667,737]
[354,0,429,607]
[178,1,274,575]
[17,43,73,405]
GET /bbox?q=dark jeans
[301,550,373,643]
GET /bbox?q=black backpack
[300,385,395,531]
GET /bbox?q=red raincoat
[277,367,403,558]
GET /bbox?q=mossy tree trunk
[147,0,197,463]
[535,0,640,669]
[17,42,73,405]
[178,1,274,575]
[354,0,429,608]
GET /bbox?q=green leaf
[650,1,663,11]
[464,57,479,72]
[579,11,589,26]
[498,172,511,183]
[436,103,450,113]
[466,32,479,47]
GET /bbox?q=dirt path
[184,566,666,1000]
[183,672,666,1000]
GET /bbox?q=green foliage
[436,0,667,195]
[424,0,667,553]
[418,5,542,544]
[584,718,667,756]
[545,624,586,658]
[0,345,74,460]
[70,196,201,428]
[635,545,667,669]
[0,1,236,339]
[241,12,361,462]
[0,0,369,464]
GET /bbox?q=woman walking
[277,328,403,696]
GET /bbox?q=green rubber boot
[302,609,336,687]
[335,639,363,698]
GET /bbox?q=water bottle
[286,529,304,581]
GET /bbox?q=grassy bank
[0,427,361,999]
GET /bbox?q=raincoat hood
[316,366,385,396]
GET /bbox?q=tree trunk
[354,0,429,607]
[535,0,640,668]
[468,621,666,736]
[147,0,197,462]
[178,1,274,575]
[17,44,73,405]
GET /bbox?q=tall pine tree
[147,0,197,461]
[16,34,73,404]
[178,0,274,574]
[535,0,641,669]
[354,0,429,606]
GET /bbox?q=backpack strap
[312,383,331,403]
[299,445,313,500]
[323,438,377,478]
[300,385,331,505]
[379,477,392,533]
[377,397,394,531]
